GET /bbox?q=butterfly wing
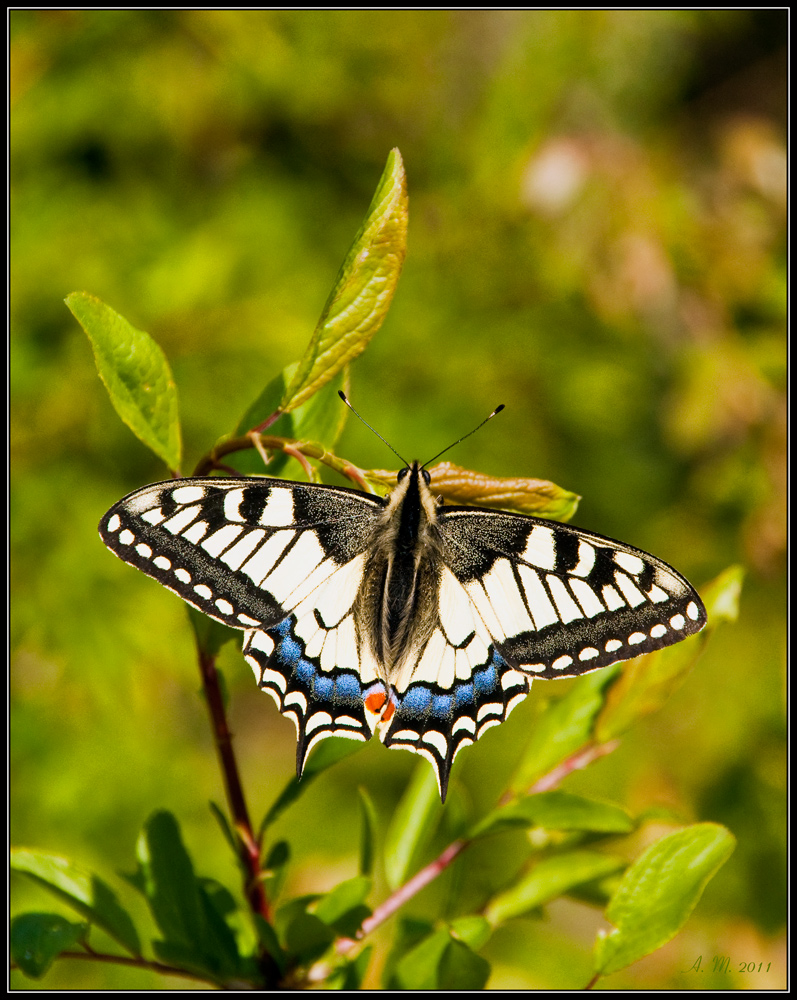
[100,477,394,772]
[439,507,707,674]
[100,477,383,631]
[381,506,706,798]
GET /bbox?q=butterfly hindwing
[242,553,390,773]
[382,565,531,800]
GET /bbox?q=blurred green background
[10,10,786,990]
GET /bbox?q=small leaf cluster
[12,150,741,989]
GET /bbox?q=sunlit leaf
[277,148,407,414]
[449,915,492,951]
[366,461,580,520]
[66,292,181,472]
[471,791,633,840]
[594,823,735,977]
[485,851,626,926]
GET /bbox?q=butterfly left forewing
[100,477,383,632]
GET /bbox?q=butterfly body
[100,463,706,799]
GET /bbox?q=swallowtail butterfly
[100,458,706,799]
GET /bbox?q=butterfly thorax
[356,462,443,684]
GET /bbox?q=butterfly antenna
[422,404,505,468]
[338,391,409,467]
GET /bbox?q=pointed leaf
[485,851,626,926]
[594,823,735,976]
[368,461,580,520]
[135,811,240,979]
[471,791,633,840]
[385,764,442,890]
[276,897,334,963]
[11,913,88,979]
[188,607,237,658]
[254,915,287,974]
[391,928,451,990]
[135,811,206,947]
[449,915,492,951]
[510,666,620,792]
[314,876,372,937]
[262,840,291,906]
[438,938,491,990]
[10,848,141,956]
[391,927,490,990]
[595,567,743,741]
[279,148,408,413]
[67,292,181,471]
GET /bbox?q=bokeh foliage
[11,10,785,989]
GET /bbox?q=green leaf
[10,848,141,956]
[208,801,237,858]
[438,938,491,990]
[367,461,580,521]
[254,915,287,974]
[595,566,743,742]
[471,791,634,840]
[391,928,451,989]
[66,292,181,471]
[276,897,335,963]
[279,148,408,414]
[385,764,443,890]
[260,737,364,833]
[10,913,88,979]
[485,851,626,926]
[449,915,492,951]
[510,666,620,792]
[594,823,735,977]
[135,811,240,980]
[314,875,372,936]
[390,928,490,990]
[232,365,349,476]
[358,787,379,877]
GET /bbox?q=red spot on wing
[365,689,387,714]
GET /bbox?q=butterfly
[99,452,706,800]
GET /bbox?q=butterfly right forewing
[438,506,707,679]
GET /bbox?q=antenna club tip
[338,390,349,403]
[493,404,506,416]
